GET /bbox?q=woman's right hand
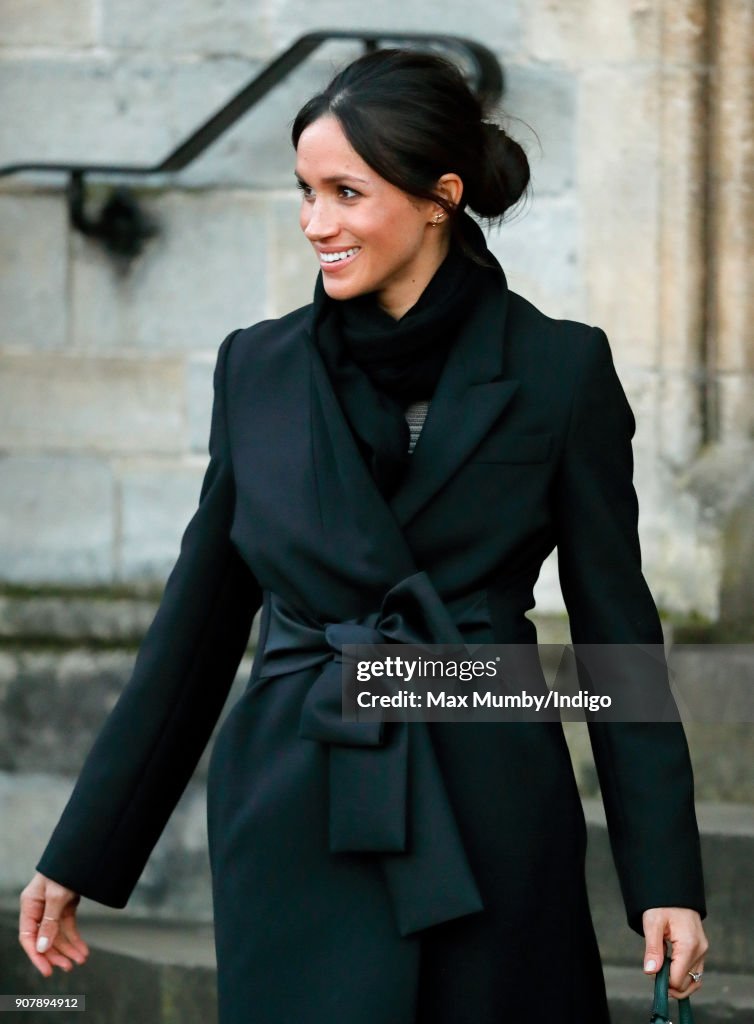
[18,872,90,977]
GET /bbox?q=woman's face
[295,115,450,319]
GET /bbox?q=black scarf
[311,212,503,498]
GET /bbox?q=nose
[302,197,338,241]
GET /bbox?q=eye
[338,186,360,200]
[295,179,314,200]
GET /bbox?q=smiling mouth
[318,246,361,270]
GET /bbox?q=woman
[19,49,708,1022]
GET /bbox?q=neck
[376,231,452,320]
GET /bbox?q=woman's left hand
[642,907,709,999]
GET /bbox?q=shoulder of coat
[506,289,603,368]
[226,302,314,366]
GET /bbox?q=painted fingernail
[36,936,50,953]
[644,959,657,971]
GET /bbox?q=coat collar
[304,261,520,530]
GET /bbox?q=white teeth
[320,247,360,263]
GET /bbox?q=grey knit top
[404,399,430,455]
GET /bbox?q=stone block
[523,0,660,63]
[660,0,706,66]
[0,652,14,767]
[492,63,577,197]
[717,375,754,446]
[642,498,720,622]
[101,0,274,57]
[0,771,87,891]
[631,427,720,618]
[0,593,160,644]
[0,645,253,776]
[115,457,207,582]
[483,196,584,322]
[0,54,253,169]
[707,48,752,384]
[720,488,754,635]
[0,0,96,48]
[615,364,655,431]
[613,367,676,512]
[0,193,68,349]
[679,443,754,632]
[186,354,215,454]
[3,648,134,773]
[266,195,318,318]
[678,442,754,529]
[0,353,185,453]
[577,66,661,354]
[70,190,268,351]
[265,4,523,60]
[0,455,114,585]
[657,65,706,373]
[685,722,754,802]
[655,372,703,471]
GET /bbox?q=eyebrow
[294,171,369,186]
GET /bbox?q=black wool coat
[36,267,707,1024]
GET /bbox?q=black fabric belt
[257,572,492,937]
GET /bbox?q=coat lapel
[389,267,519,526]
[306,334,418,595]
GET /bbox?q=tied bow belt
[258,571,492,937]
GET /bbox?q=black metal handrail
[0,30,504,260]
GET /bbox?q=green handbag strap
[650,954,694,1024]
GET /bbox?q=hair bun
[466,122,530,220]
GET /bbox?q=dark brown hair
[291,48,530,260]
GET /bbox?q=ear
[433,173,464,213]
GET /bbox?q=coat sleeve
[35,329,262,907]
[552,325,707,937]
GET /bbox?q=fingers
[668,948,707,999]
[50,920,88,968]
[42,944,76,973]
[667,922,708,996]
[18,876,88,977]
[59,913,90,960]
[18,890,54,978]
[641,910,666,976]
[18,929,55,977]
[641,907,709,1001]
[668,965,705,1001]
[33,890,69,956]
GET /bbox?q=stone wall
[1,0,752,621]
